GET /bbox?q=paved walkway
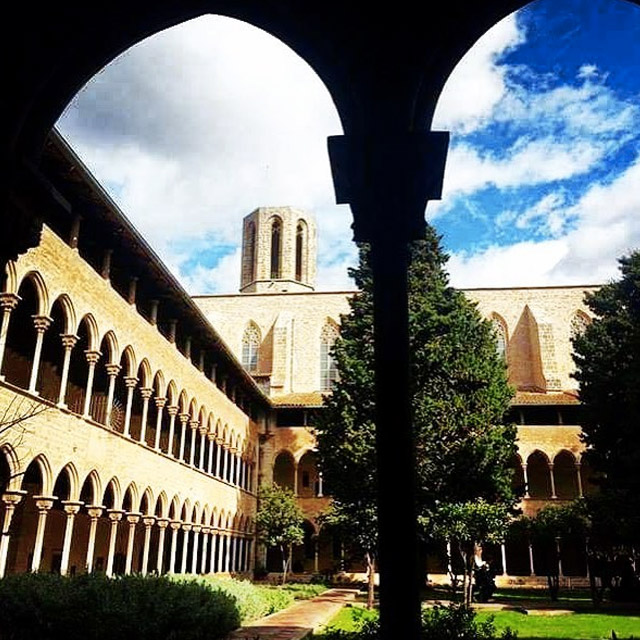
[229,588,360,640]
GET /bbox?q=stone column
[104,363,122,428]
[222,446,229,481]
[156,518,169,574]
[207,435,214,474]
[0,490,26,577]
[217,533,225,573]
[228,451,235,486]
[556,537,564,578]
[141,516,156,575]
[215,441,222,477]
[225,534,232,573]
[85,505,103,574]
[500,543,508,576]
[228,536,235,573]
[106,509,124,577]
[189,421,198,466]
[57,334,78,406]
[549,462,557,499]
[198,428,207,470]
[28,315,52,393]
[0,293,20,376]
[153,397,166,450]
[522,463,530,499]
[528,541,536,576]
[575,462,584,498]
[60,501,83,575]
[191,525,201,574]
[122,377,138,437]
[168,521,181,573]
[209,531,217,573]
[178,414,189,462]
[180,524,192,574]
[318,472,324,498]
[31,496,55,572]
[166,406,178,456]
[247,539,254,572]
[124,513,141,575]
[139,387,153,444]
[293,461,299,496]
[82,350,102,419]
[201,527,210,574]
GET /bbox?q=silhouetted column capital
[0,292,20,311]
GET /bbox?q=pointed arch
[77,313,100,351]
[155,491,168,518]
[490,312,508,361]
[320,319,339,392]
[100,330,119,365]
[140,487,154,515]
[137,359,152,388]
[51,294,76,334]
[122,482,140,512]
[166,380,178,406]
[270,215,283,279]
[169,495,181,520]
[3,260,18,294]
[121,345,137,377]
[103,477,122,509]
[202,504,211,526]
[192,502,201,524]
[80,470,102,506]
[241,321,261,372]
[18,271,49,316]
[178,390,189,414]
[22,453,53,496]
[198,405,207,426]
[180,498,192,522]
[152,370,166,397]
[0,444,20,490]
[54,462,80,501]
[188,398,198,420]
[211,507,218,528]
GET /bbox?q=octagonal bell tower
[240,206,317,293]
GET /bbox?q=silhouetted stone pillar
[0,490,26,577]
[60,501,82,575]
[141,516,156,575]
[156,518,169,574]
[57,334,78,406]
[104,363,121,428]
[168,521,181,573]
[31,496,55,571]
[124,513,141,575]
[106,509,124,577]
[167,406,178,456]
[85,505,103,573]
[122,377,138,437]
[0,293,20,377]
[28,315,52,392]
[82,350,102,419]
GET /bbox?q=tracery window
[270,217,282,279]
[241,323,261,372]
[320,322,339,392]
[295,220,306,282]
[491,315,508,362]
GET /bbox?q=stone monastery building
[0,130,597,583]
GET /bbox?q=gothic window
[320,322,339,392]
[295,220,306,282]
[270,217,282,279]
[491,315,508,361]
[570,310,591,338]
[241,323,261,372]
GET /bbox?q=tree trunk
[366,552,376,610]
[281,544,289,585]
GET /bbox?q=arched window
[270,217,282,279]
[242,323,261,372]
[320,322,339,392]
[491,314,508,362]
[570,310,591,339]
[295,220,306,282]
[247,221,256,282]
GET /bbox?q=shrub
[276,582,328,600]
[0,573,240,640]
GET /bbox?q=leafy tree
[315,225,518,599]
[572,250,640,543]
[255,483,304,585]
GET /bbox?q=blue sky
[57,0,640,292]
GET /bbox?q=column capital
[201,526,211,535]
[189,420,200,430]
[154,396,167,409]
[61,333,79,350]
[31,314,53,332]
[207,433,216,442]
[140,387,154,400]
[62,500,83,515]
[192,525,202,534]
[125,376,139,389]
[0,292,20,311]
[106,363,122,378]
[574,461,582,469]
[86,505,104,519]
[126,512,141,525]
[107,509,125,522]
[2,490,27,506]
[84,350,102,365]
[156,518,170,529]
[548,462,555,469]
[33,496,56,511]
[182,523,192,532]
[179,413,190,424]
[170,520,182,531]
[198,426,208,436]
[142,515,156,527]
[167,405,179,416]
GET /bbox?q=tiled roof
[271,392,326,408]
[512,391,580,406]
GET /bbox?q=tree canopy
[314,225,518,582]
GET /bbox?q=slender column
[178,414,189,461]
[106,509,124,577]
[180,524,192,574]
[104,363,122,428]
[217,533,225,573]
[139,388,153,444]
[124,513,141,575]
[528,541,536,576]
[207,436,214,474]
[247,539,254,572]
[234,453,241,486]
[156,518,169,574]
[575,462,584,498]
[222,446,229,481]
[549,463,557,499]
[198,428,206,470]
[500,543,508,576]
[149,300,159,326]
[228,451,235,485]
[101,248,113,280]
[153,397,166,450]
[127,277,138,305]
[0,491,26,577]
[318,472,324,497]
[215,441,222,477]
[189,421,198,466]
[31,496,55,572]
[168,521,181,573]
[166,406,178,456]
[314,538,319,573]
[140,516,156,575]
[85,505,103,573]
[82,350,102,418]
[522,463,530,499]
[201,527,210,573]
[293,462,299,496]
[209,531,218,573]
[60,501,83,575]
[224,534,232,572]
[0,293,20,376]
[191,525,201,574]
[556,537,564,578]
[122,377,138,437]
[57,334,78,406]
[28,315,52,392]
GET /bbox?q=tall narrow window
[320,322,339,391]
[247,221,256,283]
[295,221,306,282]
[491,315,508,362]
[270,218,282,279]
[242,323,261,372]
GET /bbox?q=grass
[477,610,640,639]
[271,582,330,600]
[315,606,378,636]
